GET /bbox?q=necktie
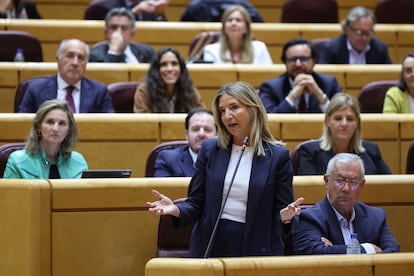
[65,86,76,113]
[298,94,307,112]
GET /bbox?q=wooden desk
[0,113,411,175]
[2,174,413,276]
[34,0,379,23]
[4,20,413,63]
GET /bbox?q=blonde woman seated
[203,5,272,65]
[3,99,88,179]
[383,52,414,113]
[134,47,204,113]
[296,93,391,175]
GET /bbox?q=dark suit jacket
[89,42,155,63]
[292,196,400,254]
[176,138,294,257]
[87,0,165,21]
[318,34,392,64]
[296,140,391,175]
[181,0,263,22]
[259,72,341,113]
[154,145,196,177]
[19,75,115,113]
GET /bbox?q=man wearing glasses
[292,153,400,254]
[259,37,341,113]
[318,6,392,64]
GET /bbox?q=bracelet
[281,219,292,224]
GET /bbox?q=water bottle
[346,232,361,254]
[14,48,25,62]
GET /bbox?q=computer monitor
[81,169,132,178]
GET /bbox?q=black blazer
[89,42,156,63]
[296,140,391,175]
[318,34,392,64]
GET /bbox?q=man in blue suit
[292,153,400,254]
[259,37,341,113]
[318,6,392,64]
[19,39,115,113]
[154,108,217,177]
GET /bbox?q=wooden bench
[34,0,379,23]
[1,175,413,276]
[146,253,414,276]
[0,62,402,113]
[2,20,413,63]
[0,113,412,175]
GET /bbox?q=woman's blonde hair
[219,5,253,63]
[25,99,79,158]
[320,93,365,153]
[212,81,284,156]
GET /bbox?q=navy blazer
[19,75,115,113]
[259,72,341,113]
[89,42,156,63]
[154,145,196,177]
[176,138,294,257]
[296,140,391,175]
[292,196,400,254]
[318,34,392,64]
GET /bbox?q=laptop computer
[81,169,132,178]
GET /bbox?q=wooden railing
[1,174,413,276]
[0,113,413,175]
[1,20,413,63]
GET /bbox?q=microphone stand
[203,137,249,258]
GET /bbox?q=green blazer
[3,146,87,179]
[383,86,412,113]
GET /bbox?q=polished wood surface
[0,113,412,175]
[1,174,413,276]
[1,20,412,62]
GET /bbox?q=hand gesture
[147,189,180,217]
[108,30,126,53]
[294,73,325,102]
[280,197,304,223]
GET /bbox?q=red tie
[298,94,307,112]
[65,86,76,113]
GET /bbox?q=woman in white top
[203,5,273,65]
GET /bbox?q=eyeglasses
[348,26,375,37]
[285,56,312,64]
[329,176,363,190]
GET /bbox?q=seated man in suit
[19,39,115,113]
[292,153,400,254]
[89,7,156,63]
[259,37,341,113]
[318,6,392,64]
[154,108,217,177]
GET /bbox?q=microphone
[203,136,249,258]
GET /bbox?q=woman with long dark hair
[133,47,204,113]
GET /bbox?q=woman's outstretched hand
[147,189,180,217]
[280,197,304,223]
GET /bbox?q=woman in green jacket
[3,99,88,179]
[383,52,414,113]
